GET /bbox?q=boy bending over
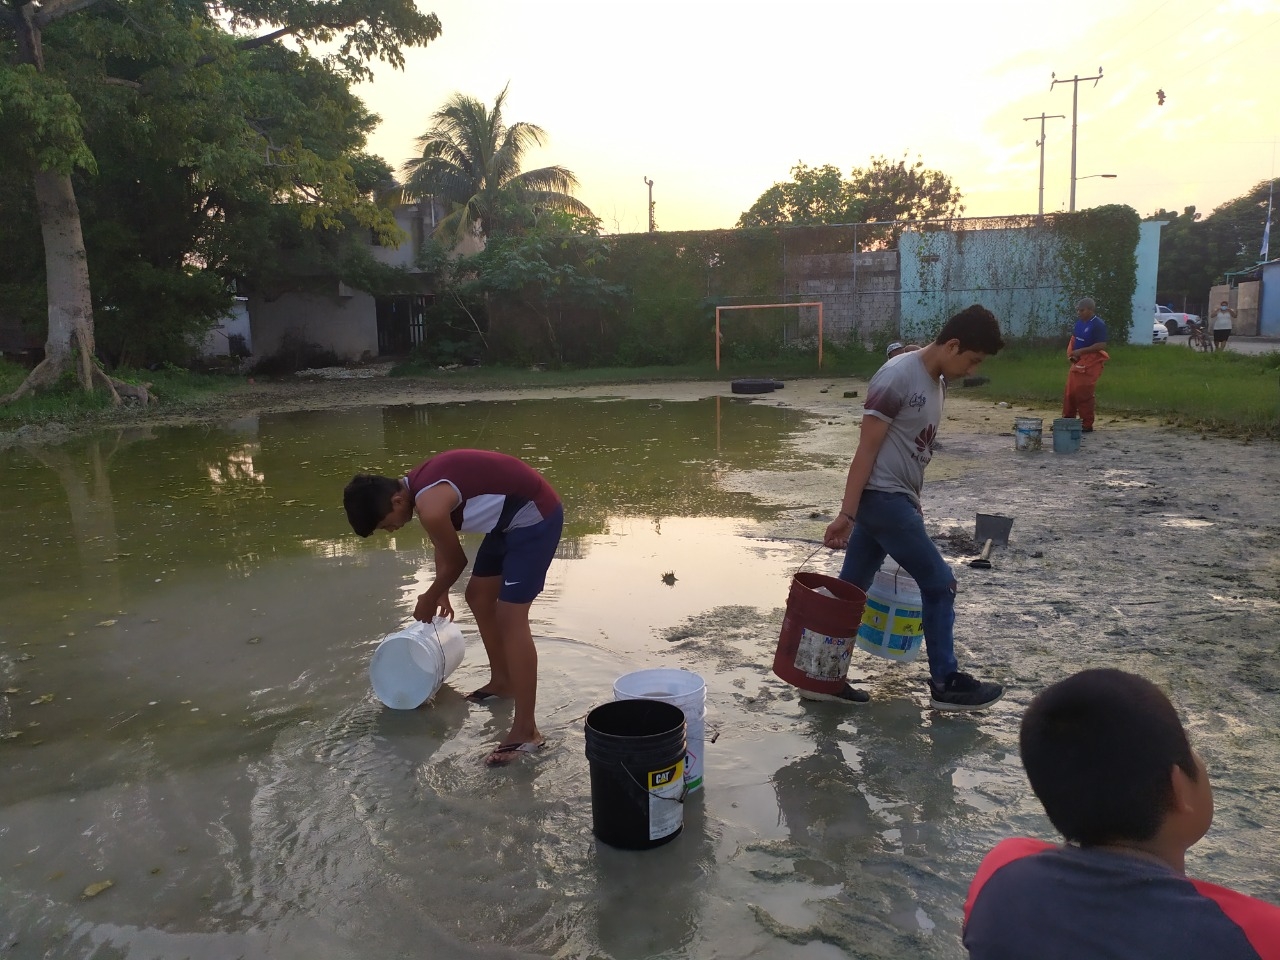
[344,449,563,767]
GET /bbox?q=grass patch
[963,344,1280,438]
[0,361,237,427]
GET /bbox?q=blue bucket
[1052,417,1082,453]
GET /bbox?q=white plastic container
[613,668,707,793]
[369,617,466,709]
[855,563,924,663]
[1014,416,1043,451]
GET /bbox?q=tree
[401,84,592,243]
[734,163,850,227]
[0,0,441,403]
[738,154,964,230]
[1147,179,1275,313]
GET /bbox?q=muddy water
[2,392,1279,960]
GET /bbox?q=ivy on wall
[1052,205,1140,342]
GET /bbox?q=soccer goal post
[715,302,825,370]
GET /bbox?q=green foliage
[1147,180,1275,313]
[0,357,231,425]
[0,64,96,174]
[0,0,441,371]
[738,153,964,232]
[402,84,593,243]
[452,212,625,366]
[1053,205,1140,342]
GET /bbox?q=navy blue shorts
[472,505,564,604]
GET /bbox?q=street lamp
[1073,173,1117,207]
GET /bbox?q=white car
[1152,319,1169,344]
[1155,305,1200,335]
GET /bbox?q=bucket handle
[794,542,827,577]
[619,764,687,806]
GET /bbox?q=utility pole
[1051,67,1103,212]
[1023,112,1065,216]
[643,176,655,232]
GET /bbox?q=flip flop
[484,740,546,767]
[464,688,502,703]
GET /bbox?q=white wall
[248,290,379,361]
[198,298,252,357]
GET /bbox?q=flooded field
[2,382,1278,959]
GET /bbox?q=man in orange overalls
[1063,297,1109,433]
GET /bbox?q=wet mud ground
[1,377,1278,959]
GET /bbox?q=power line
[1167,13,1280,84]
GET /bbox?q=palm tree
[401,84,592,243]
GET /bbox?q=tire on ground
[730,378,778,395]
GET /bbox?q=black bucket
[584,699,687,850]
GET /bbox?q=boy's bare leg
[494,599,541,746]
[465,575,511,696]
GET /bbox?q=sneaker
[929,671,1004,711]
[798,682,871,704]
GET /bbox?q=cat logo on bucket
[648,760,685,791]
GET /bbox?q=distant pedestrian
[1063,297,1109,433]
[1211,299,1236,352]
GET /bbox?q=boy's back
[965,838,1280,960]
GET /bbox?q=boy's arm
[414,483,469,621]
[823,414,891,548]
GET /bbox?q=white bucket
[613,668,707,793]
[1014,416,1043,451]
[369,617,467,709]
[855,563,924,663]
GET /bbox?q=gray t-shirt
[862,352,944,504]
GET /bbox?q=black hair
[933,304,1005,355]
[343,474,401,537]
[1019,668,1199,846]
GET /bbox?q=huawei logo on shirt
[915,424,937,456]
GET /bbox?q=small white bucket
[613,668,707,793]
[855,563,924,663]
[369,617,466,709]
[1014,416,1043,451]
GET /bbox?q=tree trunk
[3,170,119,404]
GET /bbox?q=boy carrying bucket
[822,304,1004,710]
[344,449,563,766]
[964,669,1280,958]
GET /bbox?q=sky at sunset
[357,0,1280,235]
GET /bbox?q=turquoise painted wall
[899,221,1161,344]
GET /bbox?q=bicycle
[1186,323,1212,352]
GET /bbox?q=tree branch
[237,25,296,52]
[103,76,142,90]
[34,0,104,28]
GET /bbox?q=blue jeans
[838,490,958,682]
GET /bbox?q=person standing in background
[1063,297,1109,433]
[1211,299,1236,352]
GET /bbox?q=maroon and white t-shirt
[404,449,560,534]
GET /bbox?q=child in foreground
[964,668,1280,959]
[344,449,563,767]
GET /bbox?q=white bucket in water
[613,668,707,793]
[1014,416,1043,451]
[369,617,466,709]
[855,563,924,663]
